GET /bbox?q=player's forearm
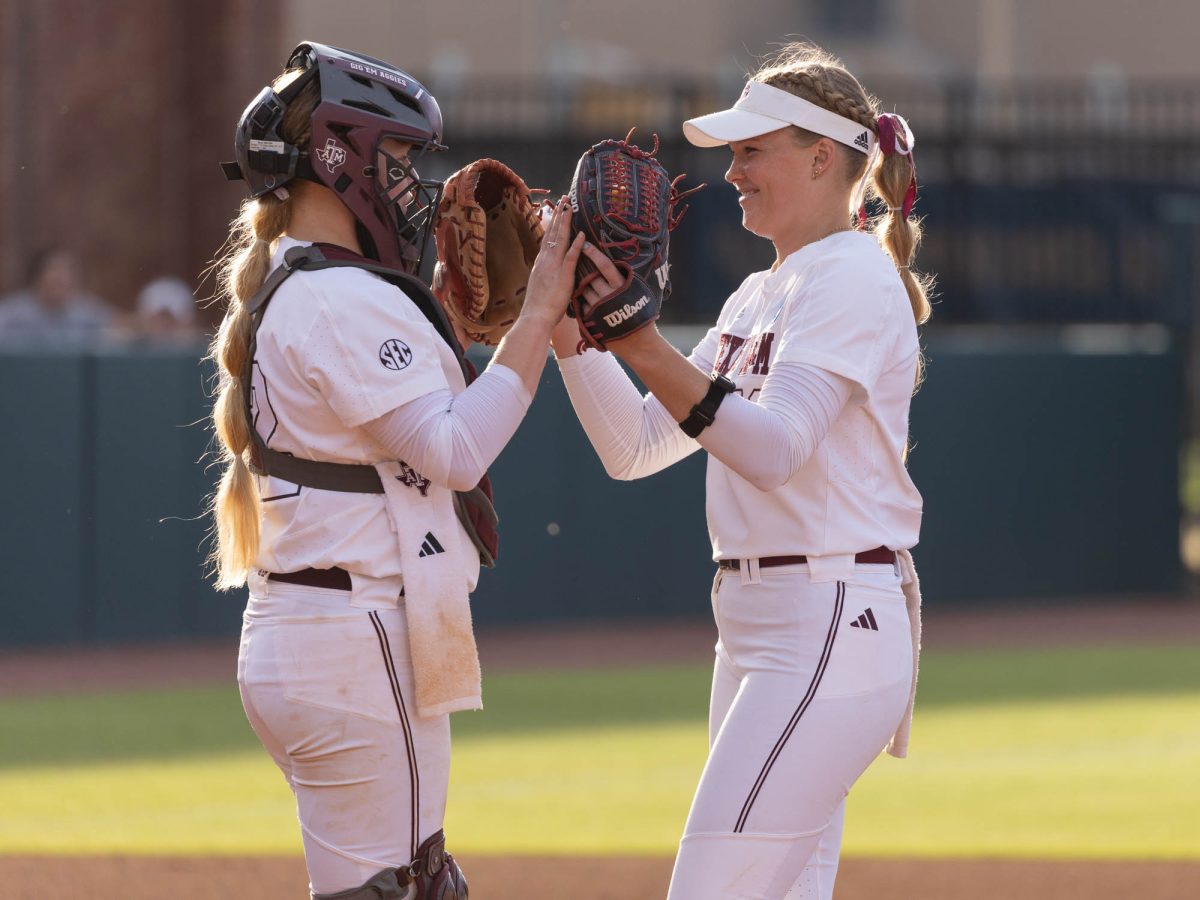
[557,347,698,479]
[363,365,531,491]
[610,326,712,423]
[550,314,581,360]
[490,311,558,396]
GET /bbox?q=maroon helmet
[222,41,447,275]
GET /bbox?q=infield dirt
[2,853,1199,899]
[2,599,1198,899]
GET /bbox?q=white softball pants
[666,563,913,900]
[237,582,451,896]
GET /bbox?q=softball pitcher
[553,43,931,899]
[208,42,582,899]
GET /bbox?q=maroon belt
[267,567,352,591]
[718,547,895,571]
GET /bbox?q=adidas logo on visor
[854,131,870,150]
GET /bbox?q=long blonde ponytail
[871,144,933,330]
[206,67,318,588]
[206,196,291,588]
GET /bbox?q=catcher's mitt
[432,159,545,346]
[568,130,702,352]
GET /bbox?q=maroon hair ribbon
[876,113,918,219]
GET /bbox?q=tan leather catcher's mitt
[432,159,545,346]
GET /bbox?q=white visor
[683,82,876,155]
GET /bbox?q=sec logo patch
[379,339,413,370]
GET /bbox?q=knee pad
[310,829,468,900]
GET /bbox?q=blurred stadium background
[0,1,1197,898]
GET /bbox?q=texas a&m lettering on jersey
[712,333,744,376]
[712,331,775,378]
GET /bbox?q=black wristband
[679,374,736,438]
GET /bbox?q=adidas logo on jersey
[418,531,446,558]
[854,131,870,150]
[849,608,879,631]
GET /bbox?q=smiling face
[726,127,861,261]
[725,128,823,242]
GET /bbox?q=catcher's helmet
[222,41,447,275]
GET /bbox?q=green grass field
[1,644,1197,858]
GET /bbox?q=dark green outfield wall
[905,333,1182,601]
[0,331,1183,647]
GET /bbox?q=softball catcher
[210,41,582,899]
[554,42,931,900]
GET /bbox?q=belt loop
[741,558,761,586]
[252,568,271,597]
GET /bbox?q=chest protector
[240,243,499,567]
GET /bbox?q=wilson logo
[654,261,670,290]
[603,296,649,328]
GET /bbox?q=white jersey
[249,237,479,607]
[693,230,922,563]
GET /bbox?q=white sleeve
[302,282,450,427]
[557,351,695,480]
[697,362,853,491]
[361,364,532,492]
[687,323,723,374]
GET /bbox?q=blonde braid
[205,66,318,589]
[873,145,933,331]
[766,70,878,134]
[752,42,937,383]
[206,196,291,589]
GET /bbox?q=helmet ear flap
[222,67,319,197]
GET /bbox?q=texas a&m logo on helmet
[315,138,346,173]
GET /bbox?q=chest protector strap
[240,243,499,567]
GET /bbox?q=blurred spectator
[129,276,202,347]
[0,248,116,347]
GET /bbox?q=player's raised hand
[579,242,627,311]
[549,237,629,357]
[522,198,586,328]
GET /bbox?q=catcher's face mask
[222,41,448,275]
[375,139,444,272]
